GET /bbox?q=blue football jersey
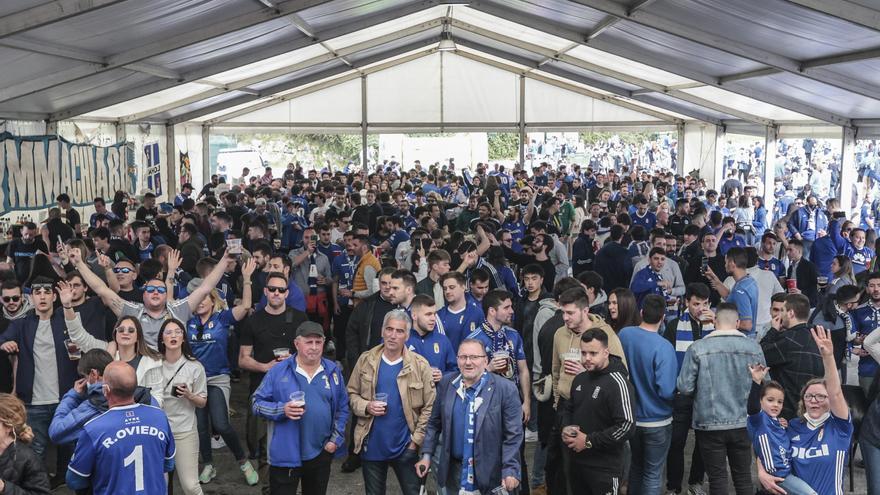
[68,404,175,495]
[747,411,792,477]
[436,301,485,351]
[788,414,852,495]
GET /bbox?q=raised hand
[96,252,112,269]
[67,245,82,265]
[748,363,769,384]
[241,257,256,279]
[811,325,834,359]
[166,249,181,274]
[57,280,74,307]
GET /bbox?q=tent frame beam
[467,1,850,126]
[567,0,880,102]
[781,0,880,33]
[0,0,128,39]
[47,1,448,122]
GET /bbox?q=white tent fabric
[226,78,361,123]
[0,0,878,132]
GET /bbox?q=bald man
[67,362,176,495]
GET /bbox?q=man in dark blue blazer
[416,338,523,494]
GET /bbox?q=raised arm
[232,258,256,321]
[67,244,123,316]
[186,251,232,312]
[58,281,108,352]
[812,326,848,419]
[96,252,120,293]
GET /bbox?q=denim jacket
[676,330,765,430]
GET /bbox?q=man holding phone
[290,228,334,333]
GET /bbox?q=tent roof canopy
[1,0,879,132]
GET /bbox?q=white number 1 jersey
[68,403,175,495]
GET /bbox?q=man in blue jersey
[406,295,457,381]
[852,273,880,393]
[756,232,784,278]
[331,231,357,366]
[67,361,175,495]
[436,272,485,351]
[618,295,678,495]
[252,321,348,495]
[662,283,712,495]
[631,195,657,232]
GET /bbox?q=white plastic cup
[289,391,305,406]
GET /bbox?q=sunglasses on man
[144,286,167,294]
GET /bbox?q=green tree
[487,133,519,160]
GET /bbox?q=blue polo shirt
[295,366,334,461]
[406,329,458,373]
[363,357,409,461]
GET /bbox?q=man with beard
[561,328,635,495]
[684,232,726,307]
[0,280,28,393]
[787,194,828,259]
[852,273,880,394]
[6,222,49,283]
[406,295,457,380]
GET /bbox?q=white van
[216,148,265,180]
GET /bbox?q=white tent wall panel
[0,120,46,135]
[56,121,118,145]
[441,52,519,123]
[226,78,361,123]
[367,54,440,123]
[778,125,843,140]
[683,122,719,187]
[523,78,663,123]
[175,124,203,189]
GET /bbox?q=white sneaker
[211,435,226,449]
[525,429,538,443]
[199,465,217,484]
[688,484,707,495]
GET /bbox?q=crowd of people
[0,155,877,495]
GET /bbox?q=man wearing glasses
[0,276,81,480]
[417,338,523,494]
[69,248,229,350]
[239,272,309,475]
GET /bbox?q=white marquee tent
[1,0,880,213]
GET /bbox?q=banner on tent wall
[0,132,131,211]
[144,142,162,196]
[179,151,191,186]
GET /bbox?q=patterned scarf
[481,322,517,384]
[308,254,319,295]
[459,372,488,493]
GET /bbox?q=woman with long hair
[158,319,208,495]
[829,255,856,294]
[608,288,641,333]
[60,281,164,405]
[0,394,49,494]
[111,190,128,222]
[188,261,258,485]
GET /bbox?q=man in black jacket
[760,293,823,419]
[562,328,635,494]
[785,239,819,307]
[594,224,633,293]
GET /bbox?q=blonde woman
[0,393,50,493]
[59,281,164,405]
[158,318,208,495]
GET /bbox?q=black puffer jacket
[0,442,50,494]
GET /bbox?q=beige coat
[347,345,436,453]
[551,313,626,404]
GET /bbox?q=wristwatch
[583,434,592,449]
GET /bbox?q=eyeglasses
[266,286,288,294]
[457,354,487,362]
[1,296,20,303]
[804,393,828,402]
[113,267,134,274]
[115,326,137,334]
[164,329,184,336]
[144,286,167,294]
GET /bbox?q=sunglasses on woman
[115,326,137,334]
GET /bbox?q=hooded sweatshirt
[49,382,157,445]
